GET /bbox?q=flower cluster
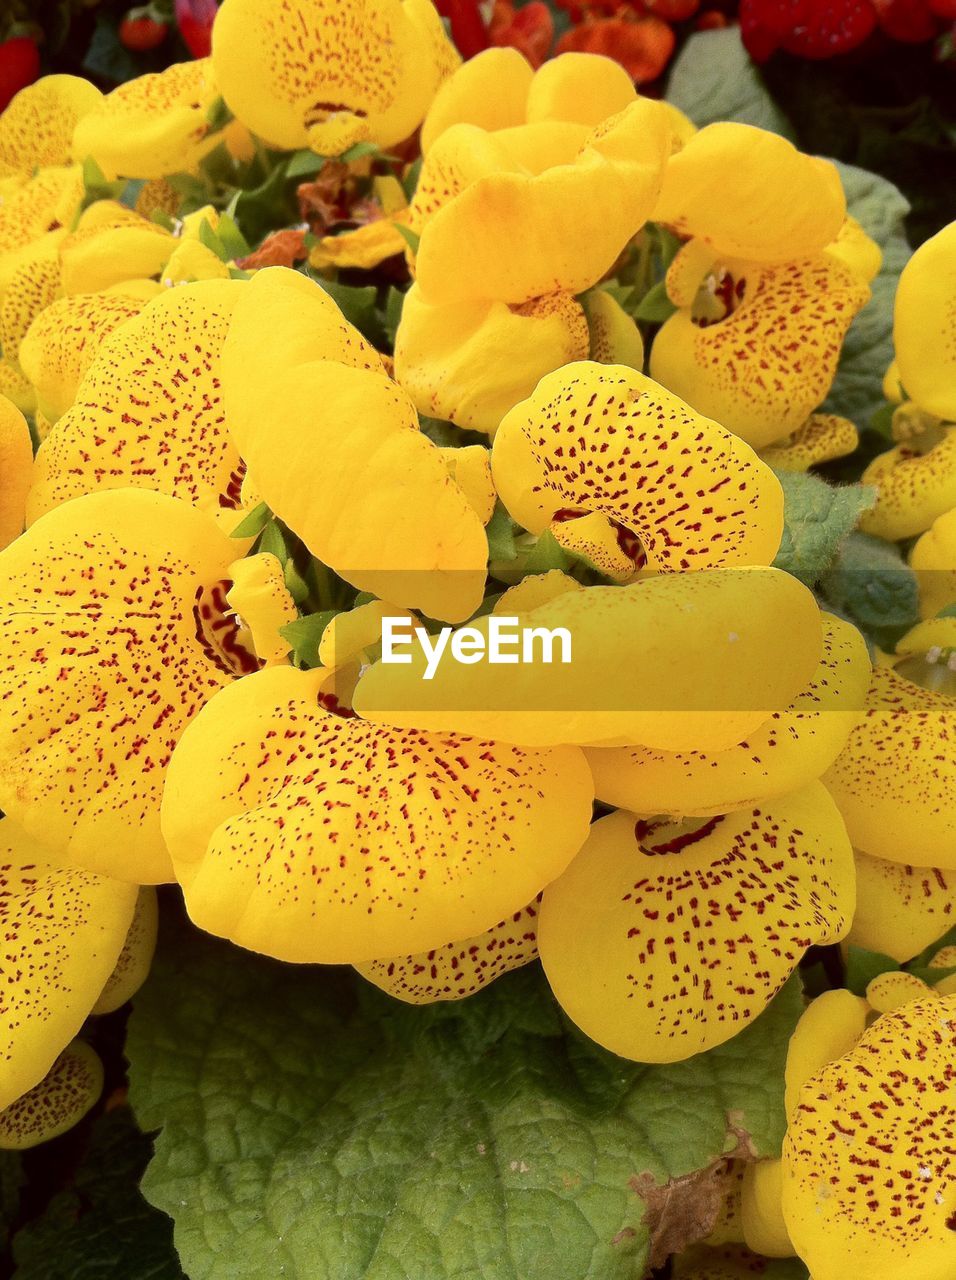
[0,6,954,1276]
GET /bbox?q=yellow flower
[653,123,846,264]
[58,201,174,296]
[911,506,956,618]
[781,993,956,1280]
[355,898,541,1004]
[0,1039,103,1150]
[893,218,956,422]
[222,267,489,623]
[395,286,590,435]
[212,0,459,155]
[28,279,245,520]
[0,394,31,549]
[536,782,854,1062]
[491,362,784,568]
[0,75,102,179]
[649,249,870,449]
[0,166,84,257]
[0,490,257,882]
[353,567,822,752]
[824,618,956,870]
[160,664,594,962]
[860,418,956,541]
[72,60,223,180]
[161,237,232,286]
[409,103,670,308]
[226,552,298,666]
[19,286,158,426]
[92,887,158,1014]
[849,851,956,962]
[587,613,869,817]
[0,815,135,1111]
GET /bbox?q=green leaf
[631,279,677,324]
[522,529,572,575]
[823,163,911,427]
[216,212,252,260]
[11,1107,183,1280]
[393,223,420,254]
[666,28,795,136]
[278,610,338,667]
[340,141,393,164]
[258,518,294,563]
[486,502,519,564]
[383,286,405,346]
[844,944,899,996]
[198,218,231,262]
[772,471,876,587]
[820,531,920,651]
[128,918,803,1280]
[231,501,271,539]
[286,149,326,179]
[206,96,233,132]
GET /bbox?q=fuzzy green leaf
[666,28,795,136]
[820,530,920,651]
[128,919,803,1280]
[772,471,875,586]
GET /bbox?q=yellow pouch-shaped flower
[782,994,956,1280]
[492,362,784,568]
[587,613,869,817]
[222,267,488,623]
[849,852,956,962]
[421,46,534,153]
[0,1040,103,1151]
[28,279,245,520]
[650,252,870,449]
[212,0,459,155]
[411,100,671,306]
[0,166,83,257]
[537,782,854,1062]
[893,219,956,422]
[353,567,821,752]
[0,75,102,179]
[653,122,846,264]
[0,489,253,882]
[72,60,222,180]
[161,664,594,963]
[912,506,956,618]
[0,816,135,1111]
[395,285,589,435]
[860,424,956,541]
[59,206,174,296]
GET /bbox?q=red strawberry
[741,0,876,59]
[119,8,170,51]
[873,0,939,40]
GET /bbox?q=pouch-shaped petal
[0,817,135,1109]
[650,256,869,449]
[783,988,870,1119]
[72,60,222,180]
[849,853,956,962]
[161,665,593,963]
[0,232,65,368]
[0,166,84,257]
[19,288,152,425]
[760,413,859,473]
[394,284,589,435]
[653,123,846,264]
[413,99,671,305]
[0,1040,103,1150]
[0,76,102,177]
[860,429,956,541]
[824,661,956,870]
[0,490,249,881]
[893,220,956,422]
[28,280,245,521]
[353,567,821,751]
[0,395,31,549]
[59,215,173,296]
[782,995,956,1280]
[355,898,541,1003]
[222,269,488,622]
[420,46,533,153]
[524,52,637,129]
[492,362,784,568]
[587,613,868,817]
[212,0,459,154]
[537,783,854,1062]
[91,886,158,1015]
[912,507,956,619]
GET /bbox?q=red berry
[119,9,169,51]
[929,0,956,17]
[0,36,39,112]
[175,0,219,59]
[741,0,877,59]
[873,0,939,40]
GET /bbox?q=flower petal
[0,1039,103,1150]
[587,613,869,817]
[0,166,83,257]
[860,429,956,541]
[0,490,244,881]
[524,51,636,128]
[893,220,956,421]
[91,887,159,1015]
[760,413,859,473]
[912,507,956,619]
[161,665,594,962]
[0,816,135,1109]
[849,852,956,963]
[355,897,541,1003]
[420,46,533,153]
[537,783,854,1061]
[0,75,102,177]
[28,279,245,521]
[491,362,784,567]
[782,995,956,1280]
[0,395,32,550]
